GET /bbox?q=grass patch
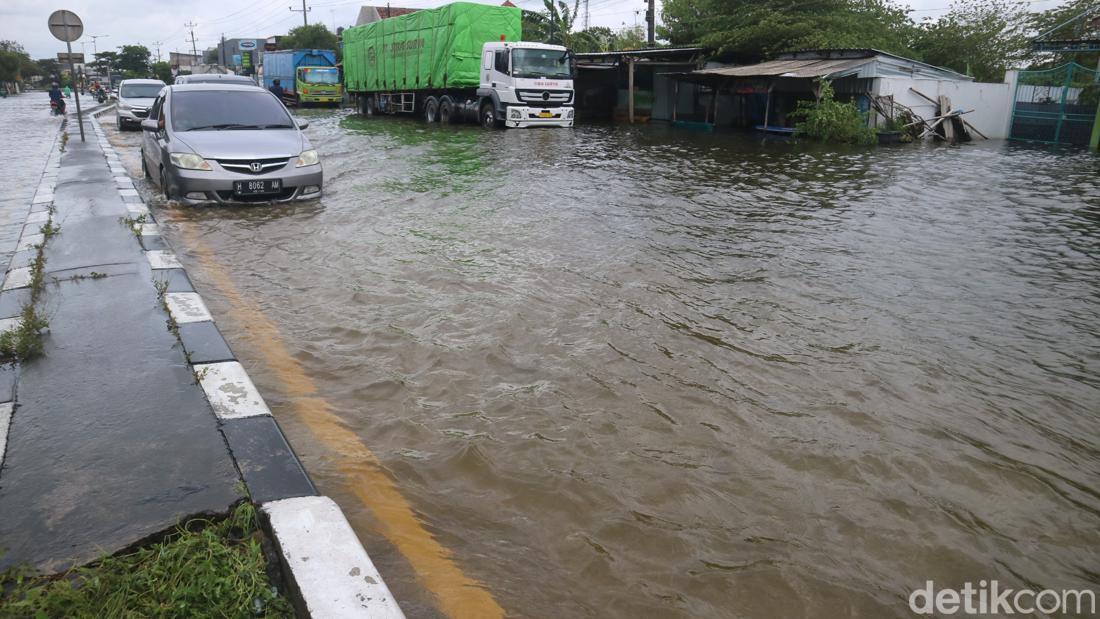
[0,304,48,361]
[0,502,294,618]
[120,214,148,249]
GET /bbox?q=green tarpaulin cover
[343,2,522,92]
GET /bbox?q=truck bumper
[504,105,574,128]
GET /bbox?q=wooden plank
[939,95,955,143]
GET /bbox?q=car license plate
[538,110,553,118]
[234,179,281,195]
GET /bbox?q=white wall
[874,77,1014,139]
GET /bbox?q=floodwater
[105,110,1100,617]
[0,93,62,265]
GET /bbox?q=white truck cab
[477,42,574,128]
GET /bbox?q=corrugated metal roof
[690,57,872,79]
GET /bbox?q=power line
[290,0,312,27]
[185,21,199,59]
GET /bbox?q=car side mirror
[140,119,158,131]
[295,117,309,130]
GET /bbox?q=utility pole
[583,0,589,30]
[289,0,311,27]
[185,22,199,68]
[152,41,163,63]
[220,33,226,67]
[87,34,108,87]
[645,0,655,46]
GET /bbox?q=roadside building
[170,51,202,75]
[573,47,707,122]
[211,38,266,75]
[668,48,1015,139]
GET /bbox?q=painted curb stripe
[164,292,213,324]
[262,496,406,619]
[194,361,271,420]
[0,402,12,470]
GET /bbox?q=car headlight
[169,153,212,171]
[295,149,319,167]
[118,102,131,110]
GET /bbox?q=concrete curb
[87,115,404,617]
[0,127,63,469]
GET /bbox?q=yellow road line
[176,221,504,619]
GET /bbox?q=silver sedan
[140,83,322,205]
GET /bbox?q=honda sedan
[140,83,322,204]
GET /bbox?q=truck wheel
[480,101,499,129]
[423,97,439,123]
[439,96,455,124]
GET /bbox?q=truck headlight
[509,108,522,119]
[169,153,212,171]
[296,149,319,167]
[567,109,574,119]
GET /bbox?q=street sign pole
[48,9,86,142]
[65,39,85,143]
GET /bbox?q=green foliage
[522,0,581,47]
[0,41,36,83]
[152,61,173,84]
[1026,0,1099,69]
[280,24,339,53]
[0,503,293,618]
[0,304,48,362]
[791,79,877,145]
[660,0,916,60]
[116,45,152,76]
[912,0,1029,82]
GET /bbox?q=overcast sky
[5,0,1070,60]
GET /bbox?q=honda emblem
[250,162,262,173]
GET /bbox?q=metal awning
[672,57,873,83]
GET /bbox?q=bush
[790,79,877,145]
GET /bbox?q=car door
[143,93,168,175]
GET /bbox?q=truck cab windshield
[300,68,339,84]
[511,49,572,80]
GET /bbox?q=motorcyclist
[269,79,284,101]
[48,83,66,114]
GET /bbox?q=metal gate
[1009,62,1099,146]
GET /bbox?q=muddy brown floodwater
[104,109,1100,618]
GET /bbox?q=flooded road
[0,92,62,265]
[106,109,1100,617]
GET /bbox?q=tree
[912,0,1029,82]
[0,40,36,84]
[95,50,119,79]
[117,45,151,77]
[523,0,582,47]
[279,24,339,52]
[1026,0,1099,68]
[152,61,173,84]
[660,0,915,61]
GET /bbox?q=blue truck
[261,49,341,106]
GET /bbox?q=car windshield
[121,84,164,98]
[300,68,338,84]
[171,90,294,131]
[511,49,572,79]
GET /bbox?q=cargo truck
[342,2,574,128]
[262,49,342,106]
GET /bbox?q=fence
[1009,63,1099,146]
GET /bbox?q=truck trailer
[342,2,574,128]
[262,49,342,106]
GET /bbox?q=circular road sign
[48,10,84,43]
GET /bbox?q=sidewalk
[0,114,404,617]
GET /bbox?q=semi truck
[262,49,342,106]
[342,2,574,128]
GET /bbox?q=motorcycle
[96,89,106,104]
[50,99,66,116]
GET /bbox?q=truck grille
[215,157,290,175]
[516,89,573,105]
